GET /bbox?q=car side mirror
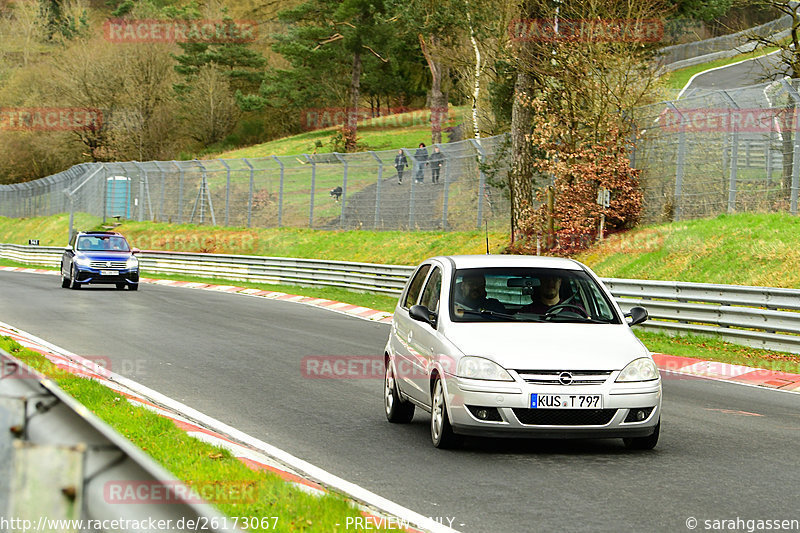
[409,304,437,328]
[131,248,140,255]
[625,306,648,327]
[64,245,73,252]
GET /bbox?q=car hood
[444,322,649,371]
[76,251,132,260]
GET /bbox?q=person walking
[429,145,445,184]
[414,143,428,183]
[394,149,408,184]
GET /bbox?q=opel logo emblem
[558,371,573,385]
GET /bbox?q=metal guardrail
[0,349,236,532]
[3,243,799,354]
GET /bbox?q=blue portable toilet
[106,176,131,219]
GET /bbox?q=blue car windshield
[450,267,620,324]
[76,235,130,252]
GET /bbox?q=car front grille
[512,408,617,426]
[515,370,612,385]
[89,261,128,269]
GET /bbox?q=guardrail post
[470,139,487,230]
[333,153,348,229]
[369,151,382,229]
[271,155,285,227]
[220,159,231,226]
[243,158,255,228]
[304,154,316,227]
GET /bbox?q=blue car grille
[89,261,128,269]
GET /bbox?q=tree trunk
[345,49,362,152]
[509,69,536,239]
[419,34,447,144]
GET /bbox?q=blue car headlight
[126,256,139,269]
[74,256,92,267]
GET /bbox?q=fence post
[172,161,184,224]
[303,154,316,228]
[780,79,800,214]
[442,148,451,230]
[470,139,487,230]
[132,162,146,222]
[721,91,739,214]
[271,155,285,227]
[152,161,167,222]
[369,151,382,229]
[668,103,686,221]
[242,159,255,228]
[220,159,231,226]
[404,148,416,229]
[333,153,348,229]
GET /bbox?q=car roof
[433,254,583,271]
[77,231,123,236]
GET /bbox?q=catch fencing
[5,81,800,228]
[4,244,799,355]
[0,135,511,232]
[632,78,800,222]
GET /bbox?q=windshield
[76,235,130,252]
[450,267,620,324]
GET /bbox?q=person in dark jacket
[394,149,408,184]
[414,143,428,183]
[429,146,445,184]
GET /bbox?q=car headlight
[616,357,659,382]
[126,256,138,269]
[457,356,513,381]
[74,256,92,267]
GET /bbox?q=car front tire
[431,376,459,449]
[623,419,660,450]
[69,265,81,290]
[61,267,70,288]
[384,360,414,423]
[128,283,139,291]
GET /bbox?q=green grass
[661,44,781,91]
[0,214,508,265]
[0,336,395,532]
[577,212,800,289]
[212,107,471,159]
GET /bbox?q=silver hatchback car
[383,255,661,449]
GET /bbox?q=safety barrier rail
[3,243,799,354]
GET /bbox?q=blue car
[61,231,140,290]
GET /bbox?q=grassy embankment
[0,336,394,532]
[2,212,800,372]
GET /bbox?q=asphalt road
[682,51,784,93]
[2,270,799,532]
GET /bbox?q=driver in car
[520,275,584,315]
[455,272,507,314]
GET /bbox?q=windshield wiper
[458,308,518,321]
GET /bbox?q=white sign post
[596,187,610,241]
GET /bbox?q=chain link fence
[632,78,800,222]
[4,83,800,231]
[0,135,511,232]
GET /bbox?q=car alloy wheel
[431,376,459,448]
[384,360,414,423]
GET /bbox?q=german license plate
[531,393,602,409]
[100,270,118,276]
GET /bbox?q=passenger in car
[455,272,507,313]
